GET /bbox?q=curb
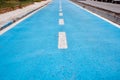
[0,2,50,31]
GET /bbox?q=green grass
[0,0,44,9]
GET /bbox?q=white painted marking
[60,6,62,9]
[59,19,64,25]
[59,0,62,7]
[59,9,62,12]
[69,1,120,28]
[59,3,62,9]
[59,0,62,12]
[0,2,52,35]
[58,32,68,49]
[59,12,63,16]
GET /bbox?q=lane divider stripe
[59,9,62,12]
[59,13,63,16]
[59,19,64,25]
[58,32,68,49]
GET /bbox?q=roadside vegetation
[0,0,45,13]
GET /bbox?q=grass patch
[0,0,44,13]
[0,0,44,9]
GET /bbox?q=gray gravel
[77,0,120,13]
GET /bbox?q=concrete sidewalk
[0,0,51,29]
[72,0,120,25]
[77,0,120,13]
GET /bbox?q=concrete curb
[0,1,51,31]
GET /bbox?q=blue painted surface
[0,0,120,80]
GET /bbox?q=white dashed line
[59,6,62,11]
[58,1,67,49]
[59,9,62,12]
[59,0,62,12]
[59,12,63,16]
[60,6,62,9]
[59,4,62,9]
[59,0,62,8]
[59,19,64,25]
[58,32,68,49]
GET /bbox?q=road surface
[0,0,120,80]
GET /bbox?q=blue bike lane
[0,0,120,80]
